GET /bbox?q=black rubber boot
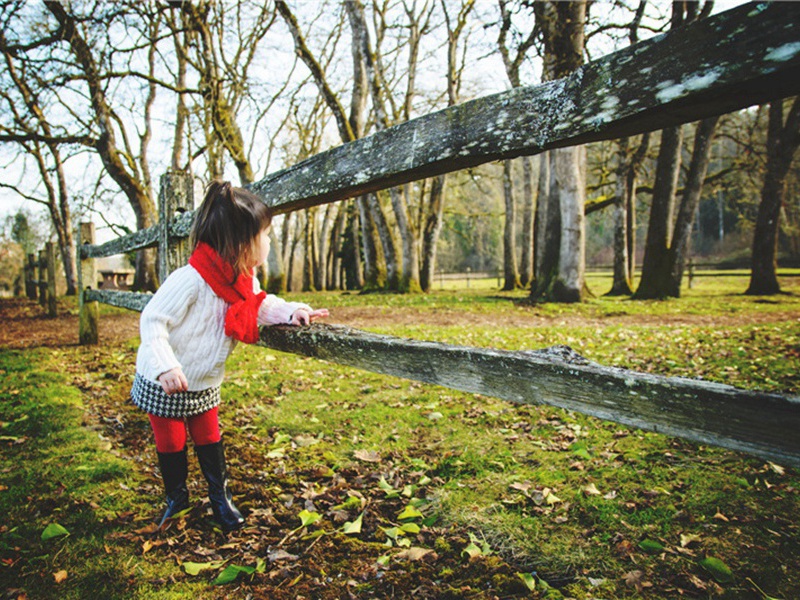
[195,441,244,532]
[156,448,189,527]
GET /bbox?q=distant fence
[22,243,58,317]
[73,3,800,467]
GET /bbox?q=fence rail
[73,1,800,468]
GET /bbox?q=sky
[0,0,750,245]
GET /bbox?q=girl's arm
[138,267,199,381]
[253,277,322,326]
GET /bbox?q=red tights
[149,407,220,453]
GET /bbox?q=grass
[2,272,799,599]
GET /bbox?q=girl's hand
[158,367,188,395]
[291,308,329,326]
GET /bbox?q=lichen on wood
[257,323,800,468]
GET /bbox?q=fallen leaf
[397,505,424,520]
[699,556,734,584]
[183,560,225,576]
[396,547,434,561]
[53,570,67,584]
[638,539,665,554]
[353,449,381,463]
[298,509,322,528]
[41,523,69,541]
[342,512,363,535]
[767,462,785,476]
[713,510,730,522]
[583,483,601,496]
[213,564,255,585]
[462,542,482,559]
[623,570,651,592]
[517,572,536,591]
[680,533,702,548]
[268,549,299,562]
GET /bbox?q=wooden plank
[82,225,161,259]
[78,222,98,345]
[257,323,800,468]
[250,2,800,214]
[85,289,152,312]
[46,241,57,317]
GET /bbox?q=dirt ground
[2,296,795,351]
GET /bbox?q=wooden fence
[22,243,58,317]
[76,2,800,467]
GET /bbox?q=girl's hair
[190,180,272,275]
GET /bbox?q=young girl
[131,180,328,532]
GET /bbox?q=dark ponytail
[190,180,273,275]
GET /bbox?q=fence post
[158,171,194,282]
[37,250,47,308]
[46,241,57,317]
[25,254,37,300]
[79,222,99,345]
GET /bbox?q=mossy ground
[1,271,798,599]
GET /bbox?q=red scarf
[188,242,266,344]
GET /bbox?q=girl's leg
[148,414,190,525]
[186,406,220,446]
[191,407,244,531]
[149,414,188,453]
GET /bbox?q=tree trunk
[390,186,421,292]
[747,98,800,295]
[359,195,386,291]
[45,1,159,292]
[607,132,649,296]
[420,175,446,292]
[534,152,550,285]
[608,138,634,296]
[519,156,535,288]
[533,151,562,300]
[634,125,683,299]
[502,160,521,290]
[553,145,586,302]
[329,206,346,290]
[343,200,364,290]
[669,116,720,296]
[529,0,586,303]
[266,228,286,294]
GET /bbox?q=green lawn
[2,274,798,599]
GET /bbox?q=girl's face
[250,227,271,269]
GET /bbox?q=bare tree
[531,0,587,303]
[497,0,538,291]
[746,97,800,295]
[0,29,77,295]
[634,1,717,299]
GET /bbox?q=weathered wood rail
[257,324,800,468]
[23,243,58,317]
[76,2,800,468]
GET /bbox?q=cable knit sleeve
[253,276,311,326]
[138,266,199,380]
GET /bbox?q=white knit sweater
[135,264,310,391]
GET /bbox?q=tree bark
[519,156,535,288]
[553,145,586,302]
[669,115,720,296]
[608,138,635,296]
[529,0,586,303]
[634,125,683,299]
[502,160,521,290]
[747,98,800,295]
[421,175,446,292]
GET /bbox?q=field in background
[1,273,799,599]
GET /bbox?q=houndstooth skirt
[130,373,221,418]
